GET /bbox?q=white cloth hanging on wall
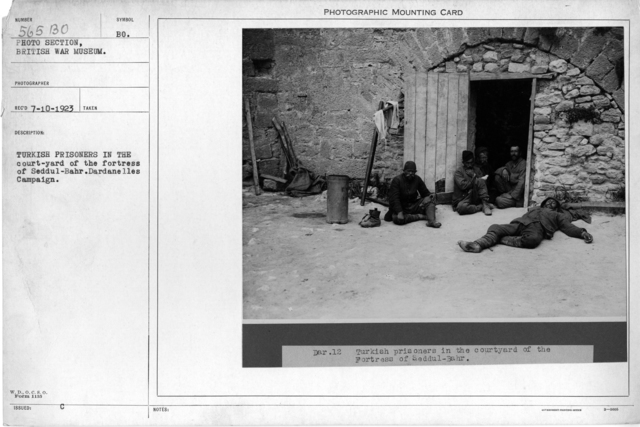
[386,101,399,129]
[374,109,387,141]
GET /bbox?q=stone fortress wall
[243,27,624,202]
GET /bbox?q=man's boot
[425,202,441,228]
[499,236,522,247]
[359,208,381,228]
[482,200,492,216]
[458,235,493,253]
[458,240,482,253]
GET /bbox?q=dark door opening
[469,79,533,168]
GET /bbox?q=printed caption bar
[283,345,594,367]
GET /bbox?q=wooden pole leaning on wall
[244,98,261,196]
[360,127,380,206]
[361,101,397,206]
[360,101,386,206]
[272,118,294,173]
[281,122,300,169]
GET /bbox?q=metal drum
[326,175,349,224]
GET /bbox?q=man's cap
[403,161,417,171]
[540,197,561,211]
[462,150,474,162]
[476,146,488,155]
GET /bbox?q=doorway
[469,79,533,168]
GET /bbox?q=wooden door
[523,78,537,208]
[404,71,469,195]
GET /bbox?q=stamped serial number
[14,105,75,112]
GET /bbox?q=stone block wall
[243,27,625,202]
[531,69,624,202]
[243,29,410,180]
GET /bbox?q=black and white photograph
[242,26,626,323]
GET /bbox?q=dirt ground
[242,188,626,320]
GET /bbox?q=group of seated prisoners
[378,145,593,252]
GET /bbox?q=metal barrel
[326,175,349,224]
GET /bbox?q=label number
[18,24,68,37]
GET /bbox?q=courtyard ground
[242,188,626,321]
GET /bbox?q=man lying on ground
[384,161,441,228]
[452,150,494,216]
[457,197,593,253]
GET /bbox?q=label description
[16,151,141,184]
[282,345,594,367]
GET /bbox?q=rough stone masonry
[243,27,624,202]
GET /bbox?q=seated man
[384,161,441,228]
[494,145,526,209]
[457,197,593,253]
[475,146,497,202]
[452,150,493,216]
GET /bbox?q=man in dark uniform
[475,147,493,178]
[494,145,526,209]
[457,197,593,253]
[452,150,493,216]
[475,146,497,202]
[384,161,441,228]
